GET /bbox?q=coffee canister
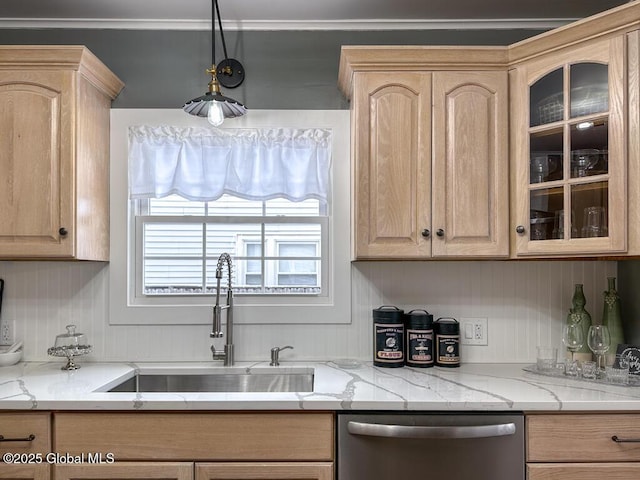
[373,305,405,367]
[434,317,460,367]
[405,309,434,368]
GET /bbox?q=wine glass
[588,325,611,377]
[563,323,585,362]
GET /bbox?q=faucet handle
[270,345,293,366]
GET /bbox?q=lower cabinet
[51,412,334,480]
[52,462,332,480]
[196,463,333,480]
[0,413,51,455]
[54,463,192,480]
[0,465,49,480]
[528,463,640,479]
[526,413,640,479]
[0,413,51,480]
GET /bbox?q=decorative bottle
[566,284,592,360]
[602,277,624,352]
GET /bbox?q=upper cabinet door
[512,35,626,256]
[352,71,432,259]
[0,46,123,260]
[432,71,509,258]
[0,71,75,258]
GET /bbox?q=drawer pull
[612,435,640,443]
[0,434,35,442]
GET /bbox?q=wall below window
[0,259,616,363]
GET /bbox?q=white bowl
[0,347,23,367]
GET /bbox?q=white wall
[0,259,615,363]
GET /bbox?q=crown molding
[0,17,573,31]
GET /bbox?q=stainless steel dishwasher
[337,412,524,480]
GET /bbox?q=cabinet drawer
[54,412,334,461]
[528,463,640,479]
[196,462,333,480]
[54,462,192,480]
[0,413,51,454]
[0,464,49,480]
[527,414,640,462]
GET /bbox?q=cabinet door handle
[421,229,430,238]
[516,225,526,235]
[347,421,516,439]
[611,435,640,443]
[0,434,35,442]
[436,229,445,238]
[59,227,68,236]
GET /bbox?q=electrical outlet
[460,317,488,346]
[1,320,13,346]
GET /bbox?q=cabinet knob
[436,229,445,238]
[59,227,68,236]
[516,225,526,235]
[421,229,431,238]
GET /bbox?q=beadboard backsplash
[0,260,615,364]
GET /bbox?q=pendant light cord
[212,0,230,65]
[211,0,216,65]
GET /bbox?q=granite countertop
[0,360,639,411]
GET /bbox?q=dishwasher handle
[347,420,517,439]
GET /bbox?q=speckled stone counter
[0,361,639,411]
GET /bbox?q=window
[109,109,351,325]
[135,194,327,296]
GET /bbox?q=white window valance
[128,125,331,203]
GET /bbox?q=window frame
[108,109,351,325]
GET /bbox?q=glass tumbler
[536,346,557,372]
[605,355,630,385]
[582,206,607,238]
[581,360,597,380]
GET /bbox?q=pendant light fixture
[183,0,247,126]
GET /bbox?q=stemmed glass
[563,322,585,362]
[588,325,611,377]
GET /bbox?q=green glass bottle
[567,284,592,358]
[602,277,624,351]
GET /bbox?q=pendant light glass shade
[183,68,247,125]
[183,0,246,125]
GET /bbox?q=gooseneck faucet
[210,252,234,366]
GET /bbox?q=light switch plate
[460,317,488,346]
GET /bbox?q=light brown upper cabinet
[340,1,640,260]
[340,48,509,260]
[511,36,627,257]
[508,0,640,258]
[0,46,123,260]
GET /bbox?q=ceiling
[0,0,631,30]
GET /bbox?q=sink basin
[107,368,314,393]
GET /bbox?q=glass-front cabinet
[513,36,626,256]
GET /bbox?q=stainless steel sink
[107,368,314,393]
